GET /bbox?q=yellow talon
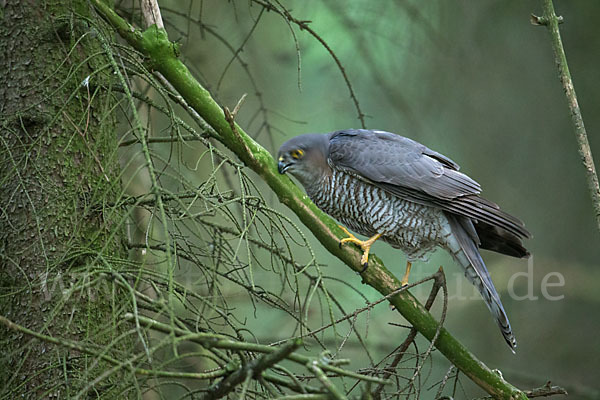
[400,261,412,287]
[338,225,382,270]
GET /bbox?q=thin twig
[306,361,348,400]
[479,380,567,399]
[63,111,110,182]
[525,381,568,398]
[371,267,445,399]
[270,272,438,346]
[216,8,265,92]
[251,0,367,128]
[119,133,207,147]
[159,7,278,141]
[123,313,388,385]
[224,93,255,165]
[202,339,301,400]
[532,1,600,233]
[434,366,456,399]
[0,315,226,380]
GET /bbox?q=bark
[0,1,133,397]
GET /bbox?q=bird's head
[277,133,331,187]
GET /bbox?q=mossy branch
[532,0,600,233]
[122,314,387,385]
[91,2,526,398]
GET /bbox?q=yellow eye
[291,149,304,159]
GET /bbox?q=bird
[277,129,531,351]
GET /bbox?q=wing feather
[329,129,481,200]
[328,129,531,242]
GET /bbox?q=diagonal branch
[532,0,600,233]
[91,2,527,399]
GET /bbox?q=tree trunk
[0,1,133,397]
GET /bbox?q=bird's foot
[338,225,382,271]
[338,225,362,247]
[359,262,369,273]
[400,261,412,287]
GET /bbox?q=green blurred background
[152,1,600,398]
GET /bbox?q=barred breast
[306,169,450,261]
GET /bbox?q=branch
[203,340,301,400]
[91,2,527,398]
[532,1,600,233]
[481,381,567,399]
[372,268,446,398]
[123,313,387,385]
[0,315,227,380]
[140,0,164,29]
[251,0,366,128]
[524,381,568,398]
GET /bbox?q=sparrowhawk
[277,129,530,351]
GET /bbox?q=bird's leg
[400,261,412,287]
[338,225,382,270]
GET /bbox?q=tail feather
[445,214,517,352]
[476,221,530,258]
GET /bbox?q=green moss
[0,0,134,396]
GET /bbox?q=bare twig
[159,7,278,141]
[525,381,568,398]
[123,313,388,385]
[271,271,439,346]
[372,267,446,398]
[216,8,265,92]
[224,93,256,165]
[203,339,301,400]
[251,0,367,128]
[479,380,567,399]
[307,361,348,400]
[532,1,600,233]
[119,133,207,147]
[153,71,219,137]
[434,365,456,399]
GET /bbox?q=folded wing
[328,129,531,254]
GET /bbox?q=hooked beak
[277,159,290,174]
